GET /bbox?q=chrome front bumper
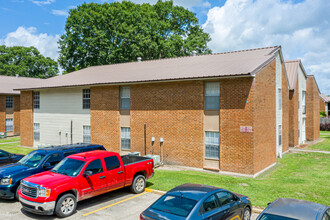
[19,197,55,215]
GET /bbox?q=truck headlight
[0,178,12,185]
[38,187,51,197]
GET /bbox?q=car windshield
[18,151,46,168]
[51,158,86,177]
[151,194,197,217]
[259,214,298,220]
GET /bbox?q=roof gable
[0,75,44,95]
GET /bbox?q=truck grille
[21,183,38,198]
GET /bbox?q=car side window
[85,159,103,175]
[203,194,220,213]
[0,151,9,158]
[216,192,238,206]
[44,153,62,166]
[322,209,330,220]
[63,151,78,157]
[104,156,120,170]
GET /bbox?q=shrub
[320,111,326,117]
[320,122,330,131]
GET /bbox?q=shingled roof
[16,46,282,91]
[284,60,307,90]
[0,75,44,95]
[320,93,330,102]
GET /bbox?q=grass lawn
[0,142,33,155]
[0,136,21,143]
[147,152,330,208]
[307,132,330,151]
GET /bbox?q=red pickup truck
[18,150,154,217]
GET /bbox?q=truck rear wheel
[54,193,77,218]
[130,175,146,194]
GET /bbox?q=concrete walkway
[0,141,20,145]
[290,148,330,154]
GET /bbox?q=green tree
[59,0,211,73]
[0,45,59,78]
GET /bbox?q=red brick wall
[320,98,325,112]
[220,78,255,174]
[253,60,276,173]
[130,81,204,168]
[306,76,320,141]
[289,85,299,147]
[20,91,33,146]
[90,86,121,152]
[14,95,20,135]
[0,95,5,132]
[282,64,289,153]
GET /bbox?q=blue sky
[1,0,329,94]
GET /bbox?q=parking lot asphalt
[0,188,259,219]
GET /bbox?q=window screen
[5,96,13,109]
[121,127,131,150]
[205,82,220,110]
[83,89,90,109]
[85,159,103,175]
[5,119,13,132]
[33,123,40,141]
[278,125,282,146]
[205,131,220,159]
[278,88,282,110]
[120,87,130,109]
[83,126,91,143]
[104,156,121,170]
[33,91,40,109]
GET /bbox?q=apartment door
[302,118,306,142]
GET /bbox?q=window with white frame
[278,125,282,146]
[120,87,130,109]
[33,91,40,109]
[278,88,282,110]
[83,89,90,109]
[5,96,13,109]
[83,126,91,143]
[302,91,306,114]
[205,131,220,159]
[33,123,40,141]
[205,82,220,110]
[5,119,13,132]
[121,127,131,150]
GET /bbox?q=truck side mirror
[83,170,93,177]
[43,162,52,170]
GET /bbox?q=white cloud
[51,9,68,16]
[31,0,55,6]
[203,0,330,94]
[0,26,60,60]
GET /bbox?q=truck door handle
[99,176,105,179]
[117,171,123,174]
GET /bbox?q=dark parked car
[256,198,330,220]
[0,150,24,166]
[140,183,252,220]
[0,143,105,200]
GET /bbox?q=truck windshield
[150,195,197,217]
[18,151,46,168]
[52,158,86,177]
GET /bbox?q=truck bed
[121,155,151,166]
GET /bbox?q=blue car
[0,143,105,200]
[256,198,330,220]
[0,150,24,166]
[140,183,252,220]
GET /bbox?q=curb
[145,188,264,214]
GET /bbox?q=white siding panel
[33,88,90,147]
[275,52,283,157]
[298,66,307,144]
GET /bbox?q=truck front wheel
[130,175,146,194]
[54,193,77,218]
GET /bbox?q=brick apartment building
[18,46,291,176]
[306,75,321,141]
[320,93,329,116]
[0,75,43,136]
[285,60,307,147]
